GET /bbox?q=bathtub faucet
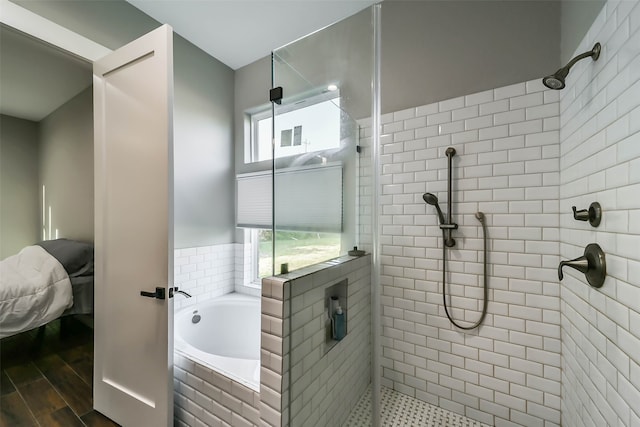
[172,287,192,298]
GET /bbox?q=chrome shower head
[542,42,601,90]
[423,193,445,225]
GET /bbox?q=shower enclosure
[268,5,380,426]
[261,0,640,425]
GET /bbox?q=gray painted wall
[173,35,235,248]
[560,0,606,63]
[234,56,272,176]
[0,115,39,259]
[38,88,94,243]
[15,0,236,248]
[380,0,560,114]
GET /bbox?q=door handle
[140,287,166,300]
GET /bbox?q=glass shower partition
[271,5,377,426]
[271,12,374,275]
[269,67,358,275]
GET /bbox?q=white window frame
[248,90,340,163]
[250,228,263,285]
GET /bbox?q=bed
[0,238,94,339]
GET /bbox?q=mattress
[0,239,94,338]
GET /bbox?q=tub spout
[558,243,606,288]
[173,287,192,298]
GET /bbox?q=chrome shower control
[572,202,602,227]
[558,243,606,288]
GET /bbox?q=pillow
[36,238,94,277]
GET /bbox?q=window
[242,91,344,281]
[250,92,341,162]
[237,164,344,282]
[254,229,341,280]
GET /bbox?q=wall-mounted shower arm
[542,42,601,90]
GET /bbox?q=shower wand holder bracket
[439,223,458,230]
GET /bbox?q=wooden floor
[0,317,119,427]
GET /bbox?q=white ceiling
[126,0,377,70]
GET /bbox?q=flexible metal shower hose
[441,213,488,330]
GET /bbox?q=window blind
[236,163,342,232]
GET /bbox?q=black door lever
[140,287,166,299]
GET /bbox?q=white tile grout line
[344,386,492,427]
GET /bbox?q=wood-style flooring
[0,317,119,427]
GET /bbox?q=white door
[93,24,174,427]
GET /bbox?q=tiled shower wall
[559,1,640,426]
[260,255,371,427]
[376,79,563,425]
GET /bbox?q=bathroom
[0,0,638,426]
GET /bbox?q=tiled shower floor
[344,386,491,427]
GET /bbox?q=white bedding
[0,245,73,338]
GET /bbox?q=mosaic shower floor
[344,386,491,427]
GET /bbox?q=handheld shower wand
[423,192,457,247]
[422,193,445,224]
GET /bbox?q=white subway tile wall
[359,119,375,254]
[371,76,562,425]
[173,244,237,312]
[261,276,286,427]
[559,1,640,426]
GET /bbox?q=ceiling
[126,0,377,71]
[0,1,375,122]
[0,24,92,122]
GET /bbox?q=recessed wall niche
[324,278,347,353]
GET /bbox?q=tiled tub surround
[174,352,260,426]
[559,1,640,426]
[261,255,372,427]
[375,79,563,425]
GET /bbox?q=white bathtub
[174,293,261,391]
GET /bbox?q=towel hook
[572,202,601,227]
